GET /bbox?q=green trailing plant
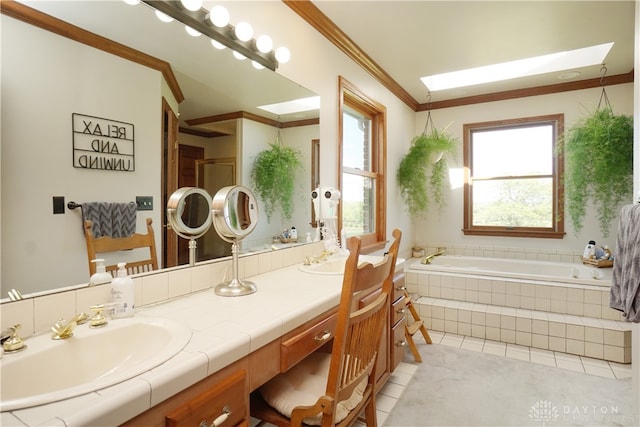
[397,121,457,216]
[563,105,633,236]
[250,139,303,222]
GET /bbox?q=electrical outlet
[136,196,153,211]
[53,196,65,214]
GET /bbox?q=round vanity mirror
[211,185,259,297]
[166,187,213,265]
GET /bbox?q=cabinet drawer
[280,310,338,372]
[391,294,407,327]
[393,272,406,303]
[391,317,406,369]
[165,369,247,427]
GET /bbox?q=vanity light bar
[141,0,279,71]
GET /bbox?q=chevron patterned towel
[83,202,137,238]
[609,204,640,322]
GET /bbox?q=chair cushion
[259,352,366,425]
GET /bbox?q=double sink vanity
[1,249,407,427]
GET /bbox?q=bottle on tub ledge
[111,262,135,318]
[582,240,597,259]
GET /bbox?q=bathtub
[409,255,612,288]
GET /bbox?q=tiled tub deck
[405,260,632,363]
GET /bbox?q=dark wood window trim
[338,76,387,252]
[462,114,565,239]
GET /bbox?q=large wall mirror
[1,1,319,297]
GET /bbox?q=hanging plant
[563,105,633,236]
[250,133,303,222]
[397,111,457,216]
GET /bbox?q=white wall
[1,15,166,294]
[413,83,634,254]
[239,119,318,248]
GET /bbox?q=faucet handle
[51,317,76,340]
[89,304,108,328]
[3,324,26,353]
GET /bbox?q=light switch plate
[53,196,65,214]
[136,196,153,211]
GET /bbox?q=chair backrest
[84,217,159,277]
[295,229,402,427]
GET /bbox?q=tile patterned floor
[428,330,632,380]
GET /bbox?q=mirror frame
[166,187,213,238]
[211,185,259,241]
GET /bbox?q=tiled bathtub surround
[406,269,622,321]
[405,253,633,364]
[0,242,325,339]
[414,243,589,263]
[414,297,631,363]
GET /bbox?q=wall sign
[72,113,135,171]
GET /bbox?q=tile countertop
[2,260,388,427]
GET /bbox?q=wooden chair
[251,229,402,427]
[84,217,158,277]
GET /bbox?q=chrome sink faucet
[421,248,446,264]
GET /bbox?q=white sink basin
[0,316,191,411]
[299,255,383,275]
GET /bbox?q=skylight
[257,96,320,115]
[420,42,614,92]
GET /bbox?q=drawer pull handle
[396,308,406,314]
[200,405,231,427]
[396,340,407,347]
[395,285,407,291]
[314,330,331,342]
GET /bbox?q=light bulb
[155,10,174,23]
[275,46,290,64]
[233,51,247,60]
[234,22,253,42]
[208,5,230,27]
[185,26,201,37]
[180,0,202,11]
[256,35,273,53]
[252,61,265,70]
[211,39,226,50]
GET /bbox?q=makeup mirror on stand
[166,187,213,266]
[211,185,259,296]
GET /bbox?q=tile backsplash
[1,242,325,338]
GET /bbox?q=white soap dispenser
[89,259,112,287]
[111,262,135,318]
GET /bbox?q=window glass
[342,173,375,236]
[343,108,371,171]
[338,77,386,249]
